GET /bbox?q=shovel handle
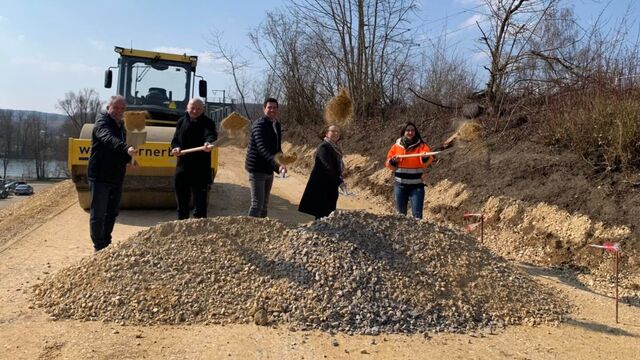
[179,146,207,154]
[396,151,441,159]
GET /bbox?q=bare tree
[416,35,479,108]
[13,111,29,159]
[19,113,50,179]
[289,0,419,117]
[250,10,323,128]
[0,109,14,180]
[530,3,640,171]
[476,0,559,110]
[56,88,103,136]
[208,30,253,119]
[527,2,640,90]
[248,0,419,121]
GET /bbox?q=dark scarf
[323,137,343,156]
[323,137,344,174]
[400,136,421,149]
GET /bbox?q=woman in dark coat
[298,125,345,219]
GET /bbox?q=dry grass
[543,89,640,171]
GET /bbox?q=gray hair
[189,97,205,107]
[107,95,126,109]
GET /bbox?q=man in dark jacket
[88,95,136,252]
[245,98,286,217]
[171,98,218,219]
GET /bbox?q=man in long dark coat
[171,98,218,219]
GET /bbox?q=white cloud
[153,46,226,69]
[0,15,5,23]
[198,51,217,65]
[10,56,101,74]
[153,46,194,55]
[89,39,106,51]
[461,14,485,28]
[17,34,26,42]
[198,51,227,68]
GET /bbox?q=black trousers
[89,180,123,251]
[175,172,209,220]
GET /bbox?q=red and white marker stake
[589,242,621,323]
[464,213,484,243]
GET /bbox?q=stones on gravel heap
[33,211,569,334]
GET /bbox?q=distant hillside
[1,109,67,128]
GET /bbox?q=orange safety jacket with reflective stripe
[385,138,433,185]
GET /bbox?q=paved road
[0,181,58,210]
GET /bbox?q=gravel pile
[33,211,569,334]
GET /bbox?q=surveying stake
[464,213,484,243]
[589,242,621,323]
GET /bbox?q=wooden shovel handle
[396,151,441,159]
[179,146,207,154]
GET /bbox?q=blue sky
[0,0,637,113]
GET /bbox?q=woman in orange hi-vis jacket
[385,122,434,219]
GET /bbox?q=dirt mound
[0,180,76,248]
[423,138,640,303]
[33,211,568,334]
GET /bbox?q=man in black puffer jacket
[245,98,286,217]
[87,95,136,252]
[171,98,218,220]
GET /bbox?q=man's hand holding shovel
[127,146,138,168]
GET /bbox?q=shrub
[543,88,640,171]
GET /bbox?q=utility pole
[211,89,226,103]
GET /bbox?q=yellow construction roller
[68,124,218,209]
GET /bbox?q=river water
[1,159,68,179]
